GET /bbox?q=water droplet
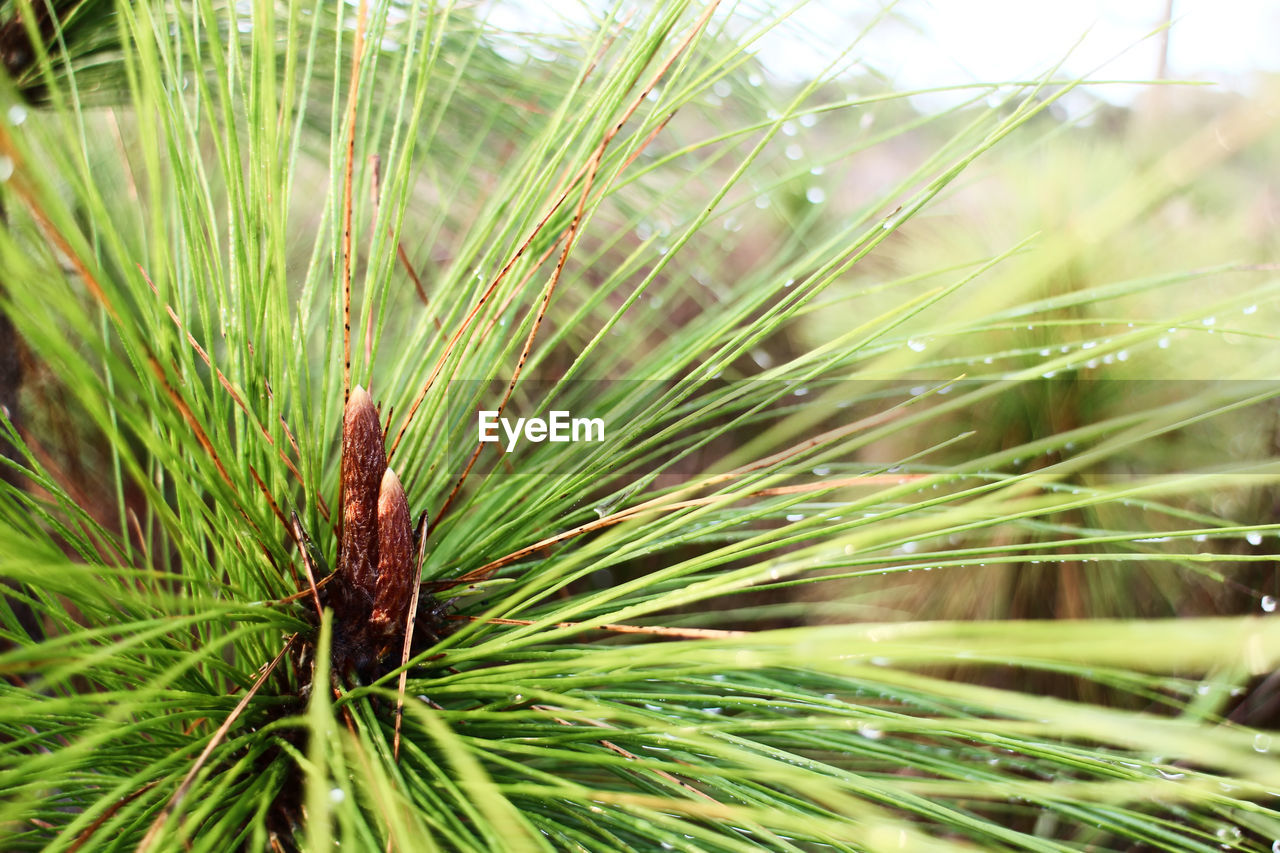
[713,80,731,98]
[1157,337,1170,349]
[793,386,809,397]
[907,339,927,352]
[900,541,919,554]
[783,277,795,288]
[748,72,763,87]
[1255,733,1273,752]
[755,194,770,208]
[809,164,824,175]
[800,113,818,128]
[330,787,346,803]
[982,356,994,364]
[7,104,26,126]
[782,120,798,136]
[1247,532,1263,546]
[805,186,826,204]
[1194,534,1208,542]
[857,724,883,739]
[859,111,875,130]
[0,155,12,182]
[785,143,803,160]
[1081,340,1097,350]
[1039,348,1051,357]
[870,656,891,667]
[1202,316,1216,326]
[1244,304,1258,315]
[1117,350,1130,361]
[785,513,805,522]
[1262,595,1276,613]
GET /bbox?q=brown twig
[341,0,370,405]
[247,463,292,542]
[291,512,325,622]
[474,230,567,342]
[67,781,161,853]
[126,507,149,568]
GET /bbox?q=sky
[768,0,1280,101]
[492,1,1280,104]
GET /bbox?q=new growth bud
[372,467,415,632]
[339,385,385,608]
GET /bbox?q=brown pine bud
[371,467,414,632]
[339,385,385,607]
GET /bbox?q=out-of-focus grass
[775,78,1280,625]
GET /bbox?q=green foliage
[1,2,1280,851]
